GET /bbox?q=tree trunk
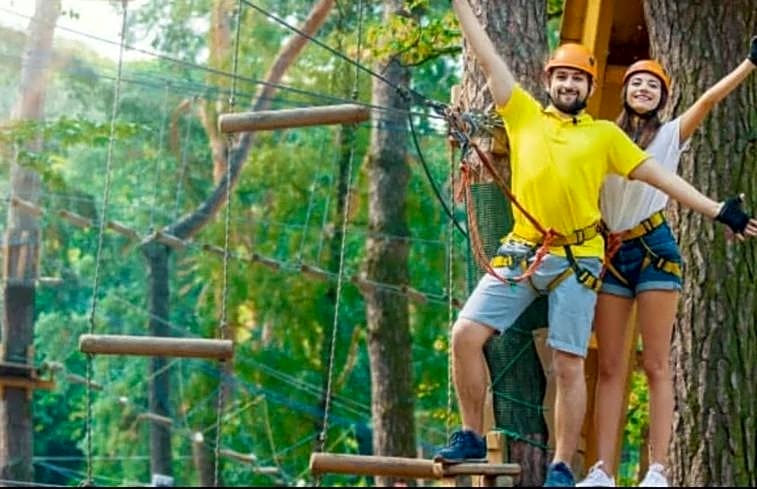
[643,1,757,485]
[458,1,549,486]
[142,242,174,479]
[0,0,60,483]
[361,1,415,486]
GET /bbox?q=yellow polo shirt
[495,85,649,258]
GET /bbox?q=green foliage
[366,0,461,67]
[618,369,650,486]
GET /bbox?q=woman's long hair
[615,82,668,149]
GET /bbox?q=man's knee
[552,349,584,383]
[451,318,496,351]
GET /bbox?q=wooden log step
[79,334,233,360]
[59,209,92,228]
[219,104,370,133]
[309,453,521,481]
[442,462,520,476]
[10,196,43,217]
[309,453,443,479]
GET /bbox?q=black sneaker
[432,429,487,463]
[544,461,576,487]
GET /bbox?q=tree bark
[142,242,174,479]
[361,1,415,486]
[0,0,61,483]
[458,1,549,486]
[643,1,757,485]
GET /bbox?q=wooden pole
[79,335,234,360]
[309,453,443,479]
[218,104,370,133]
[191,432,214,487]
[106,220,140,241]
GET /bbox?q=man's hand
[715,194,757,240]
[749,35,757,66]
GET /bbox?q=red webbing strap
[460,158,559,286]
[470,142,553,237]
[599,226,623,279]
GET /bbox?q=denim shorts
[459,240,602,358]
[601,221,683,298]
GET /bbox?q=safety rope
[213,1,244,486]
[83,1,128,485]
[454,134,558,286]
[445,136,457,439]
[314,1,364,485]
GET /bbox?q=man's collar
[544,104,593,123]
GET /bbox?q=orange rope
[460,148,562,286]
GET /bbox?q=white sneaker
[639,463,669,487]
[577,460,616,487]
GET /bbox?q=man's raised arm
[451,0,516,107]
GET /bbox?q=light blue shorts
[459,241,602,357]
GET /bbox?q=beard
[551,91,588,115]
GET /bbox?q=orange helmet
[623,60,670,91]
[544,43,597,79]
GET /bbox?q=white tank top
[600,118,689,232]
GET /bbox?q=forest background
[0,0,754,487]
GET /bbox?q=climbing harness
[437,104,602,292]
[599,210,682,287]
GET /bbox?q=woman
[578,37,757,487]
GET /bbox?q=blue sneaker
[544,462,575,487]
[432,429,486,463]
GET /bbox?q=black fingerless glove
[749,36,757,65]
[715,195,750,234]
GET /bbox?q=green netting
[467,182,548,441]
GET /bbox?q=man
[437,1,757,486]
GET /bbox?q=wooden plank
[65,373,103,391]
[581,0,615,117]
[220,448,257,464]
[37,277,63,286]
[58,209,92,228]
[10,196,43,217]
[79,334,234,360]
[106,220,140,241]
[442,463,520,477]
[309,453,443,479]
[0,376,54,391]
[152,230,186,250]
[219,104,370,133]
[137,412,173,427]
[309,452,518,481]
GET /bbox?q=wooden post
[78,335,234,360]
[191,432,214,487]
[218,104,370,133]
[1,166,41,482]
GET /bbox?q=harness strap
[639,238,682,278]
[464,140,599,288]
[617,210,666,242]
[511,220,600,248]
[563,245,602,292]
[605,261,631,286]
[600,212,683,286]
